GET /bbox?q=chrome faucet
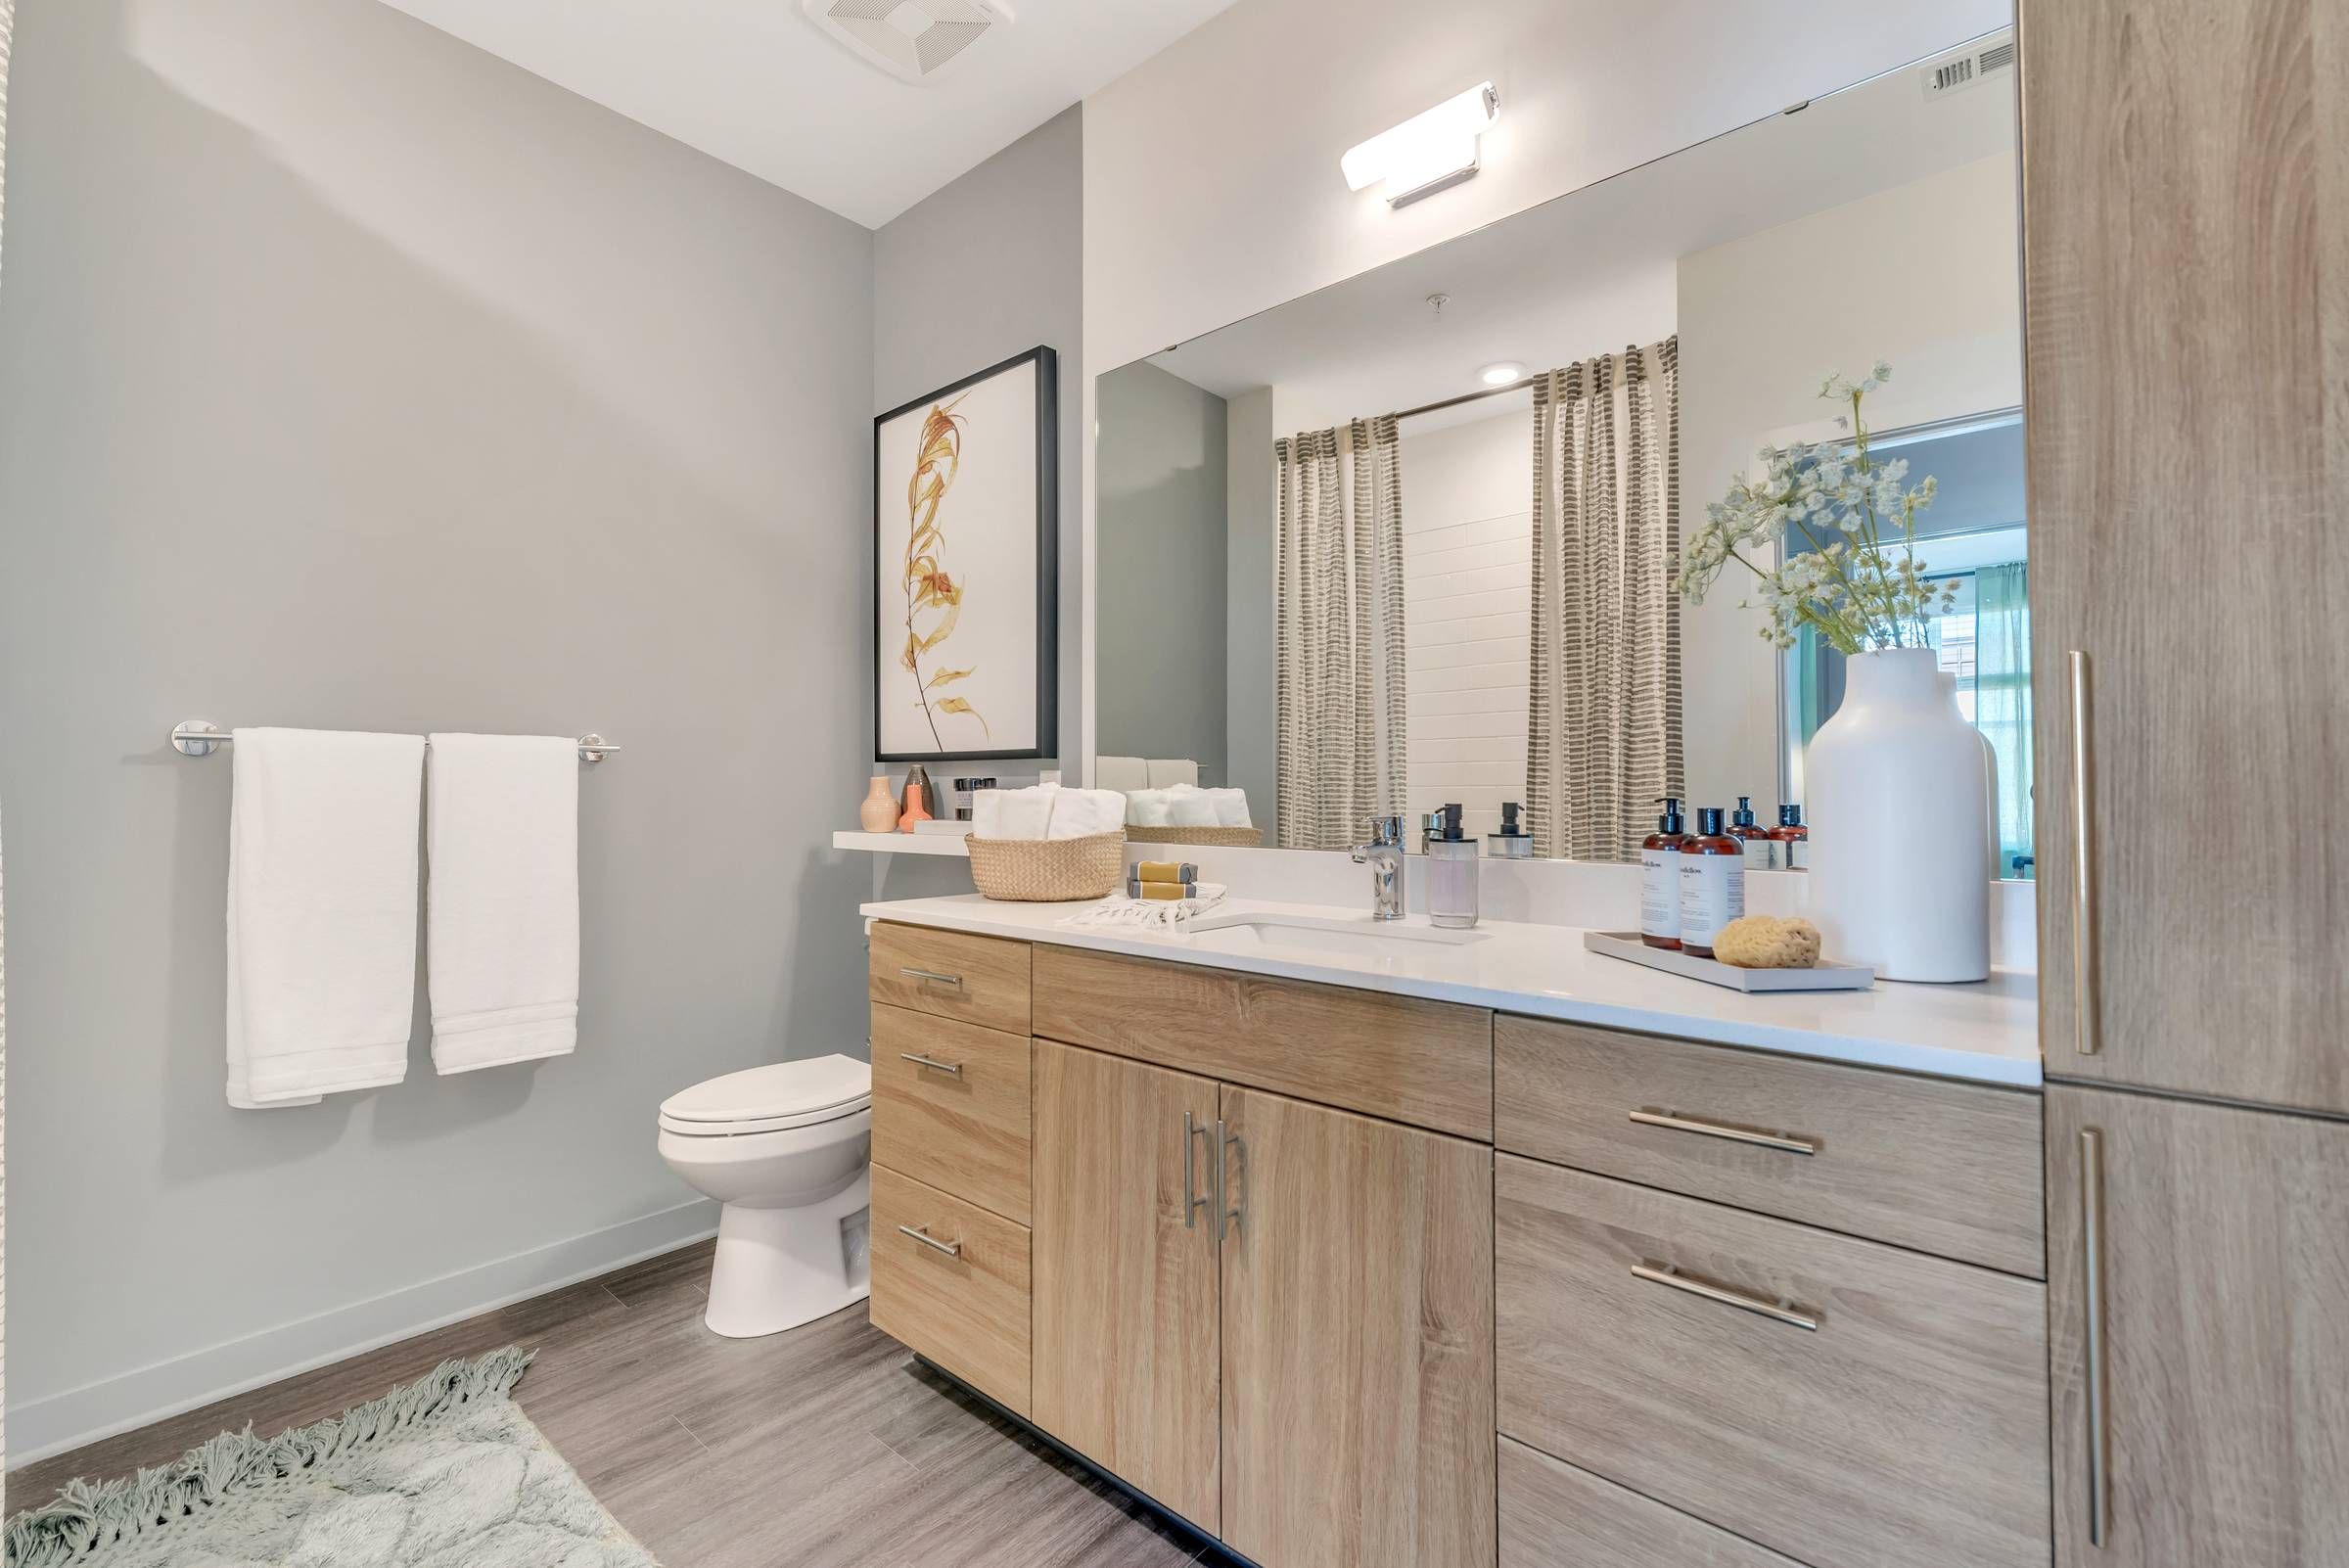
[1351,814,1406,921]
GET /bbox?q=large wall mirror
[1093,31,2030,877]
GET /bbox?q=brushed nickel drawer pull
[2069,650,2101,1057]
[898,1051,963,1076]
[1634,1261,1819,1332]
[1630,1108,1819,1156]
[1213,1118,1240,1242]
[898,1223,961,1259]
[1182,1110,1211,1230]
[898,966,964,989]
[2080,1128,2110,1547]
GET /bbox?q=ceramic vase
[859,776,898,833]
[898,765,934,833]
[1805,648,1990,981]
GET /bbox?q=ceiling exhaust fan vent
[803,0,1012,85]
[1920,31,2015,100]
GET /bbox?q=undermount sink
[1183,909,1488,959]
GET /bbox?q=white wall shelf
[832,829,972,857]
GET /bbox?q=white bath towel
[1206,787,1254,828]
[974,783,1054,840]
[426,734,579,1075]
[1046,787,1128,840]
[226,727,426,1109]
[1164,783,1220,827]
[1123,788,1173,827]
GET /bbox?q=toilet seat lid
[660,1053,871,1128]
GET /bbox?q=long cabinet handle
[2080,1128,2110,1547]
[898,1223,962,1259]
[898,966,964,989]
[1630,1108,1818,1156]
[2068,650,2101,1056]
[1181,1110,1210,1229]
[1633,1261,1819,1332]
[898,1051,962,1076]
[1212,1117,1239,1242]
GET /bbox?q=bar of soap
[1712,915,1822,970]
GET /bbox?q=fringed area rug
[4,1349,656,1568]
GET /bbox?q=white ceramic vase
[1805,648,1991,982]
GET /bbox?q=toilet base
[704,1170,872,1338]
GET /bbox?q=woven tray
[966,830,1128,901]
[1123,824,1264,848]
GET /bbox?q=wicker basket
[1124,824,1264,848]
[966,830,1128,901]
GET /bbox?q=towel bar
[169,719,619,763]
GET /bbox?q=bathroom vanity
[859,896,2050,1568]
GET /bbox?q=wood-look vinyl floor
[9,1240,1238,1567]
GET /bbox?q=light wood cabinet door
[2021,0,2349,1113]
[2046,1085,2349,1567]
[1030,1040,1221,1532]
[1220,1086,1496,1568]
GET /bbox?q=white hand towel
[227,728,425,1108]
[1165,783,1219,827]
[426,734,579,1075]
[1094,755,1149,792]
[1057,883,1229,930]
[1206,787,1254,829]
[1045,788,1128,840]
[1145,758,1200,788]
[1125,787,1174,827]
[975,784,1053,840]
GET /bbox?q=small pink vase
[858,776,899,833]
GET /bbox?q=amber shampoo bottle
[1640,798,1690,949]
[1771,804,1810,871]
[1729,795,1777,870]
[1678,807,1747,958]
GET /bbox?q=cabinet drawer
[870,1164,1031,1418]
[1033,945,1492,1140]
[1497,1016,2044,1275]
[1497,1155,2050,1568]
[1500,1438,1804,1568]
[871,1004,1032,1224]
[869,923,1031,1038]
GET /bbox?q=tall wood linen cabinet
[2020,0,2349,1562]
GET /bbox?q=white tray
[1584,930,1874,992]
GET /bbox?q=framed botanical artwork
[874,346,1059,762]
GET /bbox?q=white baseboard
[7,1199,718,1465]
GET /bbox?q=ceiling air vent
[1920,31,2015,100]
[802,0,1012,85]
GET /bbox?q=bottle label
[1679,855,1746,949]
[1740,837,1779,872]
[1639,849,1680,938]
[1788,839,1810,871]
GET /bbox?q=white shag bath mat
[4,1349,654,1568]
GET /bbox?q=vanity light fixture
[1341,82,1500,208]
[1479,361,1527,387]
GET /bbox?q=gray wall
[868,107,1082,899]
[0,0,875,1452]
[1095,362,1228,782]
[1223,390,1278,837]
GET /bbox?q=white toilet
[656,1053,873,1338]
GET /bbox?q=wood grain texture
[1496,1015,2047,1276]
[1498,1438,1806,1568]
[1032,945,1493,1140]
[870,922,1032,1038]
[870,1164,1032,1419]
[10,1242,1230,1568]
[1030,1040,1222,1532]
[1497,1154,2050,1568]
[1220,1086,1496,1568]
[2021,0,2349,1114]
[2046,1085,2349,1567]
[872,1003,1033,1223]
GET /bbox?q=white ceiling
[376,0,1238,228]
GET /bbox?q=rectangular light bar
[1341,82,1500,208]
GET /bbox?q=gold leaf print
[900,395,987,745]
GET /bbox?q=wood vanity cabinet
[2045,1085,2349,1567]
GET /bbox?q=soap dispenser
[1640,798,1690,949]
[1426,804,1481,929]
[1487,802,1535,859]
[1729,796,1778,870]
[1678,807,1747,959]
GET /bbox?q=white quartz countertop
[861,895,2042,1087]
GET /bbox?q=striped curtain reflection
[1275,416,1406,850]
[1525,337,1682,860]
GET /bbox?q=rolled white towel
[1205,787,1253,828]
[1046,787,1127,840]
[974,784,1053,839]
[1125,788,1174,827]
[1165,783,1219,827]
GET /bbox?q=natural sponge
[1712,914,1822,970]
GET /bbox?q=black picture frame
[872,345,1058,764]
